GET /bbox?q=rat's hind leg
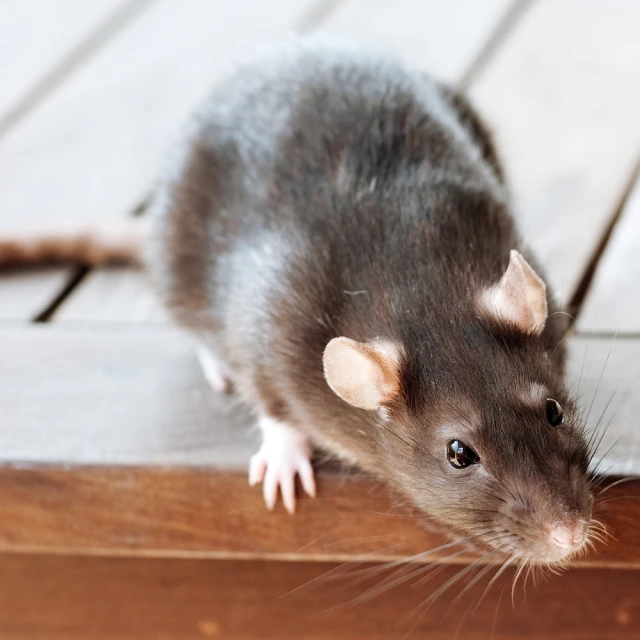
[197,344,234,394]
[249,416,316,514]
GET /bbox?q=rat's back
[148,38,508,338]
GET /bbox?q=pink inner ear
[323,337,401,410]
[480,250,548,334]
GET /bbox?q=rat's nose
[549,523,585,550]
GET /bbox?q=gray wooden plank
[56,0,519,323]
[0,0,136,127]
[0,326,256,467]
[0,327,637,475]
[51,267,169,324]
[0,267,68,321]
[468,0,640,307]
[0,0,323,320]
[577,177,640,334]
[52,266,169,324]
[567,337,640,476]
[318,0,515,83]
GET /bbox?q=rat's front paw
[248,418,316,514]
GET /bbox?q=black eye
[447,440,480,469]
[546,398,564,426]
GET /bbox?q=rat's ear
[480,250,548,335]
[323,337,401,410]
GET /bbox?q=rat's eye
[546,398,564,426]
[447,440,480,469]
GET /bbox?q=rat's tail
[0,217,148,267]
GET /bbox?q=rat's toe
[248,453,267,486]
[262,467,279,511]
[297,457,316,498]
[280,471,296,515]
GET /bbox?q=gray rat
[146,39,593,566]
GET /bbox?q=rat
[2,39,594,566]
[146,38,594,566]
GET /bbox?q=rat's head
[323,250,593,566]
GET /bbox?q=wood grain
[0,464,638,568]
[54,0,518,324]
[0,554,639,639]
[0,0,136,127]
[0,0,322,320]
[469,0,640,304]
[578,178,640,334]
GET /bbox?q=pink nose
[549,524,584,550]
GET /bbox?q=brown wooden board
[0,464,637,568]
[578,177,640,334]
[0,554,639,639]
[54,0,519,324]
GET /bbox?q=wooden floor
[1,1,639,638]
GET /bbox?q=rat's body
[146,41,593,565]
[1,40,592,565]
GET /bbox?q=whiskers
[584,517,609,549]
[286,525,560,637]
[591,476,640,535]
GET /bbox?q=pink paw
[248,419,316,514]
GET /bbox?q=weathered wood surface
[0,326,256,467]
[54,0,519,324]
[318,0,515,83]
[1,555,639,639]
[0,0,137,129]
[469,0,640,305]
[578,177,640,334]
[0,0,322,320]
[51,265,169,324]
[53,0,640,327]
[1,328,637,474]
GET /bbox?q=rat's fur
[147,40,591,564]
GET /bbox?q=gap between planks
[569,156,640,323]
[457,0,534,91]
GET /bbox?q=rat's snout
[495,473,593,563]
[548,522,588,552]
